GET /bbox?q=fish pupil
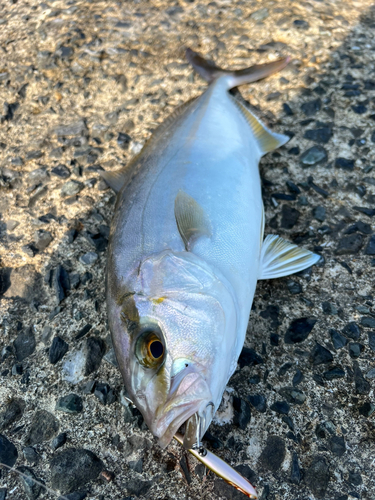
[150,340,163,359]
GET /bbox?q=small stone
[13,327,36,361]
[17,466,43,500]
[233,397,251,430]
[25,410,59,445]
[321,301,337,315]
[358,402,375,417]
[294,19,309,29]
[324,367,345,380]
[311,343,333,365]
[52,164,71,179]
[329,435,346,457]
[117,132,131,149]
[126,479,153,497]
[250,7,269,21]
[247,394,267,413]
[258,435,285,472]
[0,398,25,431]
[270,401,290,415]
[305,456,330,498]
[0,434,18,467]
[290,452,301,484]
[33,229,53,251]
[279,387,306,405]
[52,265,70,303]
[292,370,303,386]
[51,432,67,451]
[84,337,106,375]
[54,120,87,137]
[287,280,302,294]
[283,103,294,116]
[361,316,375,328]
[284,317,317,343]
[313,206,326,222]
[351,104,367,114]
[368,332,375,351]
[335,234,364,255]
[21,244,38,257]
[23,447,39,464]
[56,394,83,414]
[304,127,332,144]
[301,98,321,116]
[330,329,348,349]
[366,367,375,378]
[79,252,98,265]
[49,336,69,364]
[280,205,300,229]
[61,180,84,197]
[335,158,354,171]
[50,448,103,494]
[343,322,361,340]
[0,489,5,500]
[238,347,263,368]
[353,206,375,217]
[353,362,370,395]
[94,383,116,405]
[365,235,375,255]
[75,324,92,340]
[349,342,364,358]
[12,363,23,375]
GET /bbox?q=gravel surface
[1,1,375,499]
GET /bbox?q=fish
[103,48,320,485]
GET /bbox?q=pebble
[312,206,326,222]
[343,322,361,340]
[361,316,375,328]
[0,398,25,431]
[75,324,92,340]
[280,204,300,229]
[324,367,345,380]
[301,98,321,116]
[304,456,330,498]
[51,432,67,451]
[0,489,5,500]
[368,332,375,351]
[25,410,59,445]
[50,448,103,494]
[126,479,153,497]
[287,280,302,294]
[79,252,98,265]
[54,120,87,137]
[346,221,372,235]
[61,180,84,197]
[330,329,348,349]
[279,387,306,405]
[258,435,285,472]
[0,433,18,467]
[290,452,301,484]
[348,342,364,358]
[270,401,290,415]
[84,337,106,375]
[117,132,131,149]
[94,382,116,405]
[304,126,333,144]
[233,397,251,430]
[53,265,71,303]
[23,446,39,465]
[294,19,309,29]
[250,7,269,21]
[353,362,370,395]
[284,317,317,343]
[17,466,43,500]
[49,336,69,364]
[353,206,375,217]
[310,343,333,365]
[13,327,36,361]
[335,157,354,170]
[292,369,303,386]
[351,104,367,114]
[358,402,375,418]
[56,394,83,413]
[238,347,263,368]
[364,235,375,255]
[300,145,328,166]
[247,394,267,413]
[51,164,71,179]
[335,234,364,255]
[329,435,346,457]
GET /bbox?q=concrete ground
[0,0,374,499]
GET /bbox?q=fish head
[108,250,237,448]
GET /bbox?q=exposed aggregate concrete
[0,0,375,499]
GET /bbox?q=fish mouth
[151,371,212,448]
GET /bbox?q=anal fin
[175,190,212,251]
[259,234,320,280]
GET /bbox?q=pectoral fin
[259,234,320,280]
[100,166,129,193]
[175,190,212,251]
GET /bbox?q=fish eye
[136,329,165,369]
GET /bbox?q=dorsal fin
[231,96,289,155]
[174,190,212,251]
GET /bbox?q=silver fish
[103,49,319,455]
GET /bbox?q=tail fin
[186,48,290,89]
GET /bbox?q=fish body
[105,50,319,450]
